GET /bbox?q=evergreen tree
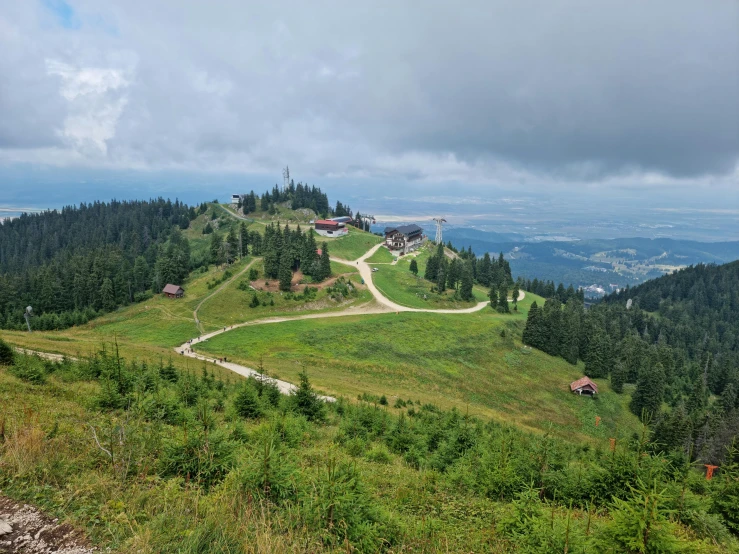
[226,227,239,262]
[209,232,222,265]
[278,249,293,292]
[511,284,520,307]
[290,370,324,422]
[99,278,115,311]
[409,259,418,275]
[436,267,446,293]
[611,360,626,393]
[488,284,498,309]
[318,243,331,282]
[459,263,474,301]
[234,383,263,419]
[559,299,581,364]
[479,253,492,286]
[630,362,666,418]
[424,254,439,282]
[522,301,542,349]
[239,222,249,257]
[497,286,510,313]
[585,330,610,378]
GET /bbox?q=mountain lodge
[384,224,425,254]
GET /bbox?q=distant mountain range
[439,229,739,296]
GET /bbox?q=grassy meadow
[195,305,639,442]
[371,245,490,309]
[321,227,383,261]
[196,260,373,331]
[365,246,396,264]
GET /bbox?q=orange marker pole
[704,465,718,480]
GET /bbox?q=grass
[371,246,489,309]
[365,246,395,264]
[196,261,372,331]
[195,306,639,442]
[321,227,383,261]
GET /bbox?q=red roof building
[162,284,184,298]
[570,376,598,395]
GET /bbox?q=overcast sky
[1,0,738,192]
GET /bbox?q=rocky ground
[0,495,95,554]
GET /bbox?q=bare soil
[0,495,95,553]
[250,270,354,293]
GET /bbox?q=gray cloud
[0,0,737,186]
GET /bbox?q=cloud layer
[1,0,737,187]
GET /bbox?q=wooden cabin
[570,376,598,395]
[162,284,185,298]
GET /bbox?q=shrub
[366,444,392,465]
[233,383,263,419]
[290,371,324,422]
[9,356,45,384]
[0,339,15,365]
[159,428,235,488]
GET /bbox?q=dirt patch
[0,495,95,553]
[250,270,354,293]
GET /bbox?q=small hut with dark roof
[162,284,185,299]
[570,376,598,395]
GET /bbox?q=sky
[0,0,738,206]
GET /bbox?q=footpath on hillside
[177,237,524,398]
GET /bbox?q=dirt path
[177,234,525,398]
[0,495,94,553]
[193,258,259,333]
[12,349,77,362]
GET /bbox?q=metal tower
[359,214,376,232]
[282,166,290,192]
[433,217,446,244]
[24,305,33,332]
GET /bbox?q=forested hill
[523,260,739,466]
[605,261,739,358]
[0,199,195,329]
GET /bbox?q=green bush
[233,382,263,419]
[9,355,45,384]
[159,428,236,488]
[366,444,392,465]
[0,339,15,365]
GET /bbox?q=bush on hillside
[0,339,14,365]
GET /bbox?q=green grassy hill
[194,302,638,442]
[321,227,383,261]
[371,244,488,309]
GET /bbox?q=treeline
[0,200,195,331]
[3,347,738,550]
[237,181,348,219]
[205,222,263,266]
[523,260,739,465]
[262,223,332,291]
[419,243,514,304]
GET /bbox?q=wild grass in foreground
[1,346,736,553]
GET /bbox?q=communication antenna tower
[433,217,446,245]
[24,305,33,333]
[282,166,290,192]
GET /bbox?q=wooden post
[704,465,718,480]
[595,416,601,427]
[609,438,616,452]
